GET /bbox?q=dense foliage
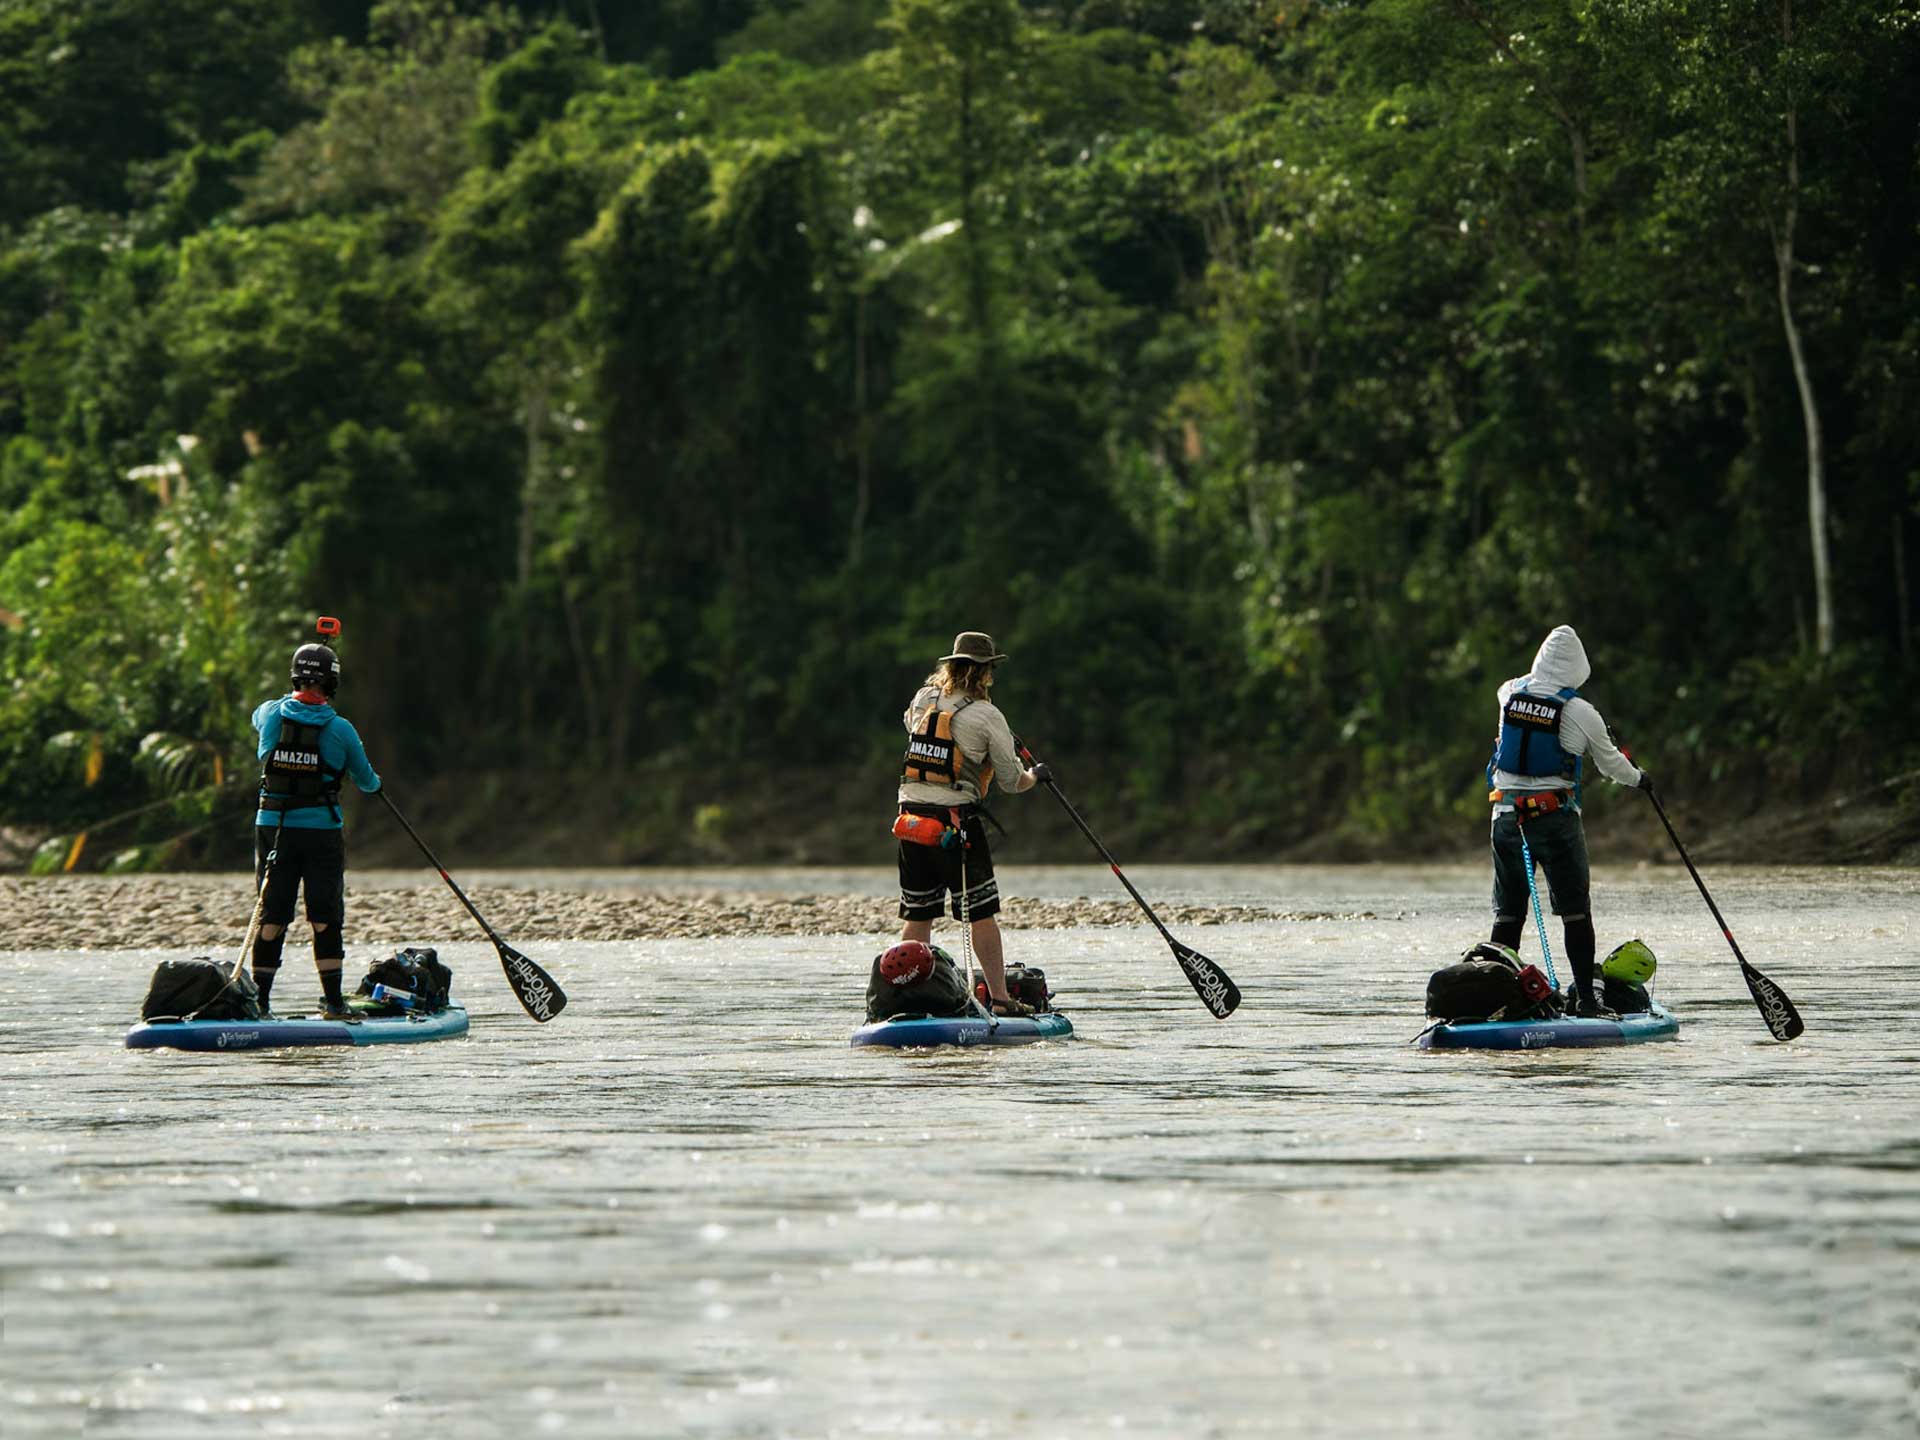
[2,0,1916,867]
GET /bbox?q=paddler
[1486,624,1655,1018]
[896,631,1050,1017]
[250,636,382,1017]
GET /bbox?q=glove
[1029,763,1054,785]
[1637,769,1657,798]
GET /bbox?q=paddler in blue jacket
[1487,625,1654,1018]
[250,639,381,1016]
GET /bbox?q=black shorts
[1490,806,1590,922]
[896,806,1000,922]
[255,825,346,940]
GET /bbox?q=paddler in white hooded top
[1486,625,1654,1017]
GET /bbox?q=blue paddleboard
[126,1001,469,1052]
[850,1010,1074,1049]
[1418,1002,1679,1052]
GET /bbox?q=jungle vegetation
[2,0,1915,868]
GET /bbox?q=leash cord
[1518,822,1561,990]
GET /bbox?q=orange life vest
[901,695,994,796]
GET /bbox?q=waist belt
[1489,789,1572,819]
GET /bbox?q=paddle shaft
[1042,775,1178,946]
[1016,742,1240,1019]
[1646,789,1803,1041]
[378,789,567,1021]
[379,790,503,942]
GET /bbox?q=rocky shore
[0,876,1372,952]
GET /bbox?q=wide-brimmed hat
[940,631,1008,664]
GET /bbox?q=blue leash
[1518,823,1561,990]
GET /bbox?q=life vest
[1487,684,1582,799]
[901,695,995,797]
[259,713,343,817]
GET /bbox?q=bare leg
[900,918,932,945]
[970,916,1010,1001]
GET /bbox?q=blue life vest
[1487,685,1583,798]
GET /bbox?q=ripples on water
[2,865,1915,1438]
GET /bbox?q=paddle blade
[497,941,567,1022]
[1742,962,1803,1041]
[1172,941,1240,1019]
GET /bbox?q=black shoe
[1572,993,1619,1020]
[318,997,356,1020]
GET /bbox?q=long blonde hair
[923,658,994,700]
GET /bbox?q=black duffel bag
[356,946,453,1011]
[1603,977,1653,1014]
[970,962,1053,1013]
[1425,942,1530,1021]
[141,957,265,1022]
[866,943,973,1021]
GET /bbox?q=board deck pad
[850,1010,1074,1048]
[1417,1002,1679,1051]
[126,1001,469,1052]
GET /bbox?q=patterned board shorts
[896,808,1000,922]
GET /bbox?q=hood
[1528,625,1590,691]
[274,694,337,724]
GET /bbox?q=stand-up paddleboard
[851,1009,1074,1049]
[126,1000,469,1052]
[1417,1002,1679,1052]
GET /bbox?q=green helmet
[1601,939,1657,986]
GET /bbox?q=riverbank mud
[0,875,1373,951]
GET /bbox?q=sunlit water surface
[3,864,1915,1438]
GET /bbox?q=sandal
[989,996,1035,1018]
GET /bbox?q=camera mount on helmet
[290,616,342,697]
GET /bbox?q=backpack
[970,962,1054,1013]
[141,957,265,1022]
[356,947,453,1012]
[1425,942,1560,1022]
[866,943,973,1021]
[1603,977,1653,1014]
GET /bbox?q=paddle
[1645,788,1803,1041]
[378,789,567,1022]
[1015,741,1241,1019]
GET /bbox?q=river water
[3,864,1914,1438]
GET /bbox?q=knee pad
[252,931,287,969]
[312,925,345,962]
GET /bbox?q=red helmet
[878,941,935,986]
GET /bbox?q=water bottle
[370,982,419,1010]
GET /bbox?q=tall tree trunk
[1774,0,1834,655]
[1896,516,1912,667]
[517,370,549,748]
[956,56,998,494]
[849,287,870,566]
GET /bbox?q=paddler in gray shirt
[895,631,1049,1015]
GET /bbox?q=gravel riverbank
[0,876,1373,952]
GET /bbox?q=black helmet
[291,643,340,696]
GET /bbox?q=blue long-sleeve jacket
[252,695,381,829]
